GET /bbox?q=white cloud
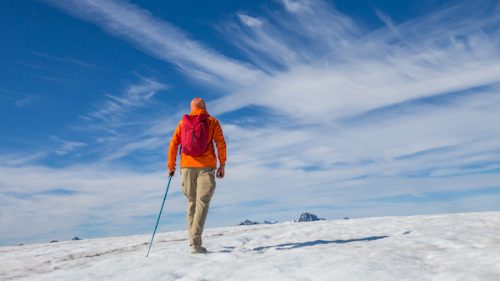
[46,77,170,161]
[238,14,263,28]
[0,152,47,167]
[44,0,262,90]
[101,136,166,162]
[84,77,167,122]
[211,0,500,124]
[50,136,87,156]
[0,164,176,245]
[281,0,307,13]
[14,95,37,108]
[32,51,95,68]
[0,89,38,108]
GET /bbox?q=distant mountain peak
[238,219,278,226]
[296,212,324,222]
[239,219,259,226]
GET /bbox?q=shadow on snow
[252,235,389,251]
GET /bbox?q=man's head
[190,97,206,111]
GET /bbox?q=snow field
[1,212,499,281]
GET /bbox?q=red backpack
[181,114,210,156]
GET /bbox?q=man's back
[168,106,226,171]
[167,98,226,254]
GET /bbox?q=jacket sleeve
[167,121,182,170]
[213,120,227,166]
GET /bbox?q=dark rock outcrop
[297,212,324,222]
[239,219,259,226]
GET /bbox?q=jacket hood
[190,108,209,116]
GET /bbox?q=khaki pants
[181,167,216,247]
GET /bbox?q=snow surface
[1,212,500,281]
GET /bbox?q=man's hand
[216,165,225,178]
[168,169,175,177]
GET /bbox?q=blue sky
[1,0,500,246]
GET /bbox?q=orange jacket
[168,108,226,170]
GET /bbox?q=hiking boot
[190,245,208,254]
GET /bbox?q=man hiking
[168,97,227,254]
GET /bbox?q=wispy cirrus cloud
[83,77,167,123]
[43,0,261,89]
[0,89,39,108]
[14,95,37,108]
[32,51,95,68]
[37,0,500,124]
[0,152,47,167]
[72,77,169,163]
[16,60,92,85]
[210,0,500,123]
[50,136,87,156]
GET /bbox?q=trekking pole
[146,175,172,257]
